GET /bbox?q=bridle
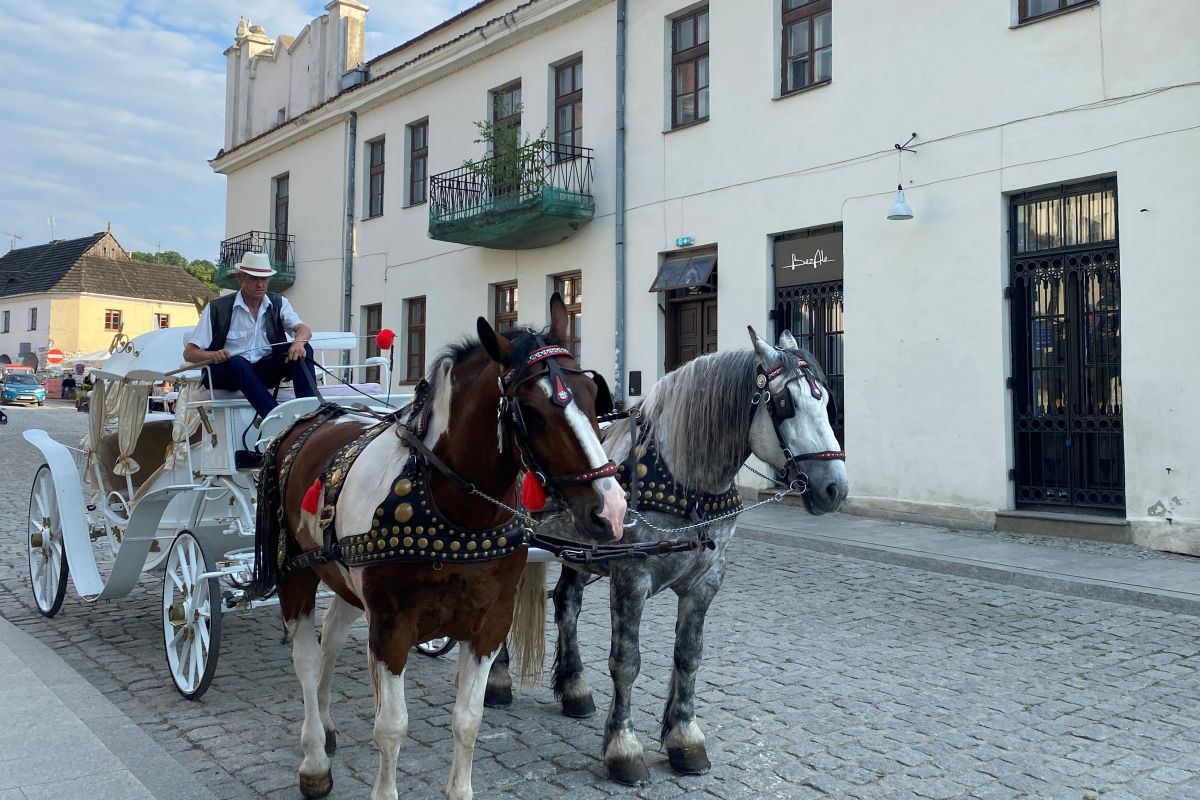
[753,355,846,480]
[499,340,619,500]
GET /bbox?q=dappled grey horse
[488,327,849,784]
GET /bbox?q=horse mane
[606,344,826,489]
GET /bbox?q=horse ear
[777,329,799,351]
[587,371,615,416]
[747,325,780,366]
[477,316,512,364]
[549,292,568,343]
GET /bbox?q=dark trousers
[208,344,316,420]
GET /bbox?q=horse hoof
[484,684,513,708]
[299,770,333,799]
[561,694,596,718]
[324,729,337,755]
[668,744,711,775]
[607,757,650,786]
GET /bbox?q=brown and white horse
[250,296,626,800]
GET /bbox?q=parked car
[1,372,47,406]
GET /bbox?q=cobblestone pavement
[2,406,1200,799]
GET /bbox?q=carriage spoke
[167,567,185,593]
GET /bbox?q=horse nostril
[824,482,840,501]
[590,508,606,531]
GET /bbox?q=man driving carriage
[182,251,317,420]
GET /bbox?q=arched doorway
[0,354,11,365]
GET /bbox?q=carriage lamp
[887,132,917,221]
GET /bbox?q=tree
[131,250,218,291]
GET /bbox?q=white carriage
[23,326,406,699]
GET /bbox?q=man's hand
[208,348,232,364]
[286,340,309,363]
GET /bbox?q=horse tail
[509,560,547,686]
[248,435,288,600]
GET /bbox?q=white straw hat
[234,251,277,277]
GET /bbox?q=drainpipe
[613,0,627,408]
[343,111,357,365]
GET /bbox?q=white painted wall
[214,0,1200,552]
[0,295,51,366]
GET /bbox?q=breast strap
[616,437,742,523]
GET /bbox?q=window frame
[367,137,385,219]
[553,57,583,160]
[670,6,710,130]
[407,120,428,206]
[553,272,582,360]
[494,281,519,334]
[405,296,426,383]
[28,307,37,331]
[104,308,122,332]
[363,303,383,384]
[2,309,9,333]
[780,0,832,96]
[154,313,170,329]
[1018,0,1096,24]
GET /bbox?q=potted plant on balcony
[463,110,549,213]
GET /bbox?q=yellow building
[0,232,215,368]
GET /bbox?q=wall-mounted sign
[774,230,843,287]
[675,236,694,248]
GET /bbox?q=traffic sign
[46,349,64,365]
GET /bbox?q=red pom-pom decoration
[301,479,323,515]
[520,472,547,512]
[375,328,396,350]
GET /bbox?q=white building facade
[212,0,1200,553]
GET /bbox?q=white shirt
[188,292,304,363]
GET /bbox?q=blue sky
[0,1,477,261]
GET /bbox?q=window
[781,0,831,95]
[553,272,582,359]
[276,107,287,125]
[154,313,170,329]
[2,310,9,333]
[273,173,289,264]
[491,82,522,157]
[1019,0,1093,23]
[407,121,428,206]
[363,303,382,384]
[405,297,426,382]
[28,307,37,331]
[104,309,122,331]
[554,58,583,159]
[367,138,385,218]
[494,282,519,334]
[671,7,709,129]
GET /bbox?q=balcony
[428,142,595,249]
[216,231,296,291]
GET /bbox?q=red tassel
[375,328,395,350]
[301,479,322,515]
[521,472,547,512]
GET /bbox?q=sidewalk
[0,616,217,800]
[2,510,1199,798]
[739,504,1200,617]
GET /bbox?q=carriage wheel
[415,637,457,657]
[162,530,222,700]
[27,465,68,617]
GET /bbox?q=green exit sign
[675,236,694,247]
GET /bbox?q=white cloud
[0,1,479,259]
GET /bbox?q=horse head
[747,326,849,515]
[476,293,627,542]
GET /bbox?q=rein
[754,356,846,476]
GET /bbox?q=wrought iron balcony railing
[428,142,595,249]
[216,231,296,291]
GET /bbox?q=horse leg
[279,571,333,799]
[317,594,363,755]
[368,631,411,800]
[484,641,512,708]
[552,566,595,718]
[661,579,721,775]
[602,570,652,785]
[446,642,501,800]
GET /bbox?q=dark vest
[206,292,285,356]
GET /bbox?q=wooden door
[668,297,718,372]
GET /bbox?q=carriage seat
[95,420,176,494]
[189,383,384,404]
